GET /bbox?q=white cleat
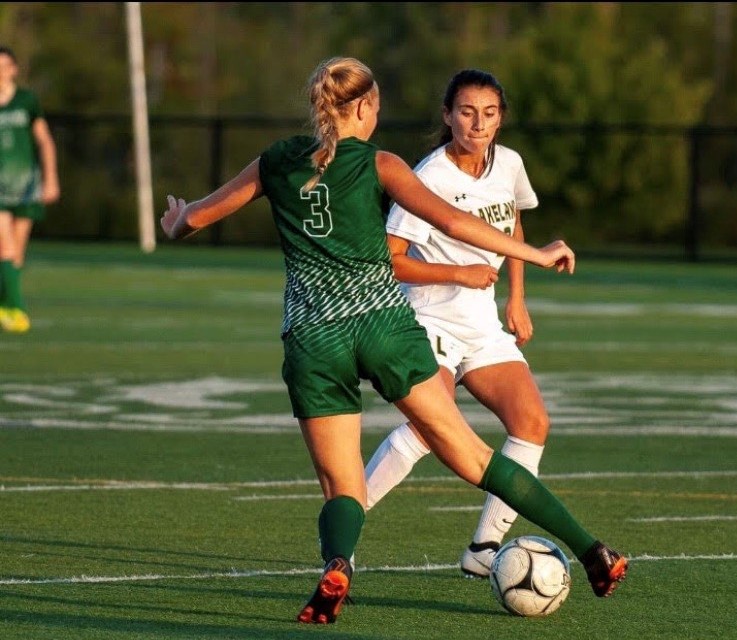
[460,541,500,579]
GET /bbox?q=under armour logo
[454,194,467,202]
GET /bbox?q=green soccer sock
[478,453,597,559]
[318,495,365,563]
[0,260,24,310]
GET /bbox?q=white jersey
[386,143,538,343]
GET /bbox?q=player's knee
[510,409,549,444]
[533,410,550,439]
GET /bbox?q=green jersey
[259,135,410,334]
[0,88,43,207]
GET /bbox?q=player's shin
[365,422,430,510]
[477,452,596,559]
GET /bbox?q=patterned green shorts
[282,305,439,419]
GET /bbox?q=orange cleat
[581,541,629,597]
[297,556,353,624]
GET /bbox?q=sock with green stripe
[478,453,597,559]
[0,260,24,310]
[318,495,365,563]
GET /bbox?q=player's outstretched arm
[377,151,575,274]
[161,158,263,240]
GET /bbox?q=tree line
[1,2,735,255]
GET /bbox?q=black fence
[41,114,737,262]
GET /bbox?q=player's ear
[442,106,452,127]
[356,97,369,121]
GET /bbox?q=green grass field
[1,241,736,639]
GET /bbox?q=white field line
[3,341,736,353]
[2,418,737,436]
[528,300,737,318]
[1,553,735,586]
[233,493,324,501]
[435,508,737,520]
[628,515,737,522]
[0,479,320,492]
[541,342,737,355]
[2,469,736,493]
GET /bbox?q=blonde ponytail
[301,57,375,192]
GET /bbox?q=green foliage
[489,4,712,244]
[0,3,725,120]
[0,3,734,249]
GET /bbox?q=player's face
[443,85,502,156]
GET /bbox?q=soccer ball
[490,536,571,617]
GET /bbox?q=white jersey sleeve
[511,152,538,211]
[386,183,436,245]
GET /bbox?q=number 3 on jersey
[300,184,333,237]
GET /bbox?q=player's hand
[42,181,61,204]
[160,195,188,239]
[506,297,533,347]
[456,264,499,289]
[537,240,575,274]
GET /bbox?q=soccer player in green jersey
[0,46,60,333]
[160,57,627,625]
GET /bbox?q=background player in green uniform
[0,46,60,333]
[160,56,627,625]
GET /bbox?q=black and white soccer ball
[490,535,571,617]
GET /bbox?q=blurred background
[2,1,736,261]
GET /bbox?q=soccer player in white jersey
[365,69,551,578]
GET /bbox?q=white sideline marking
[1,553,735,586]
[628,515,737,523]
[0,479,320,492]
[438,508,737,516]
[2,470,736,493]
[3,420,737,437]
[233,493,324,501]
[530,470,737,480]
[11,417,737,436]
[529,300,737,318]
[429,506,488,512]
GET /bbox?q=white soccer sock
[365,422,430,510]
[471,435,545,545]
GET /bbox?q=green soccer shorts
[282,305,439,419]
[0,202,45,221]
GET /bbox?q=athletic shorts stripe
[282,305,439,419]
